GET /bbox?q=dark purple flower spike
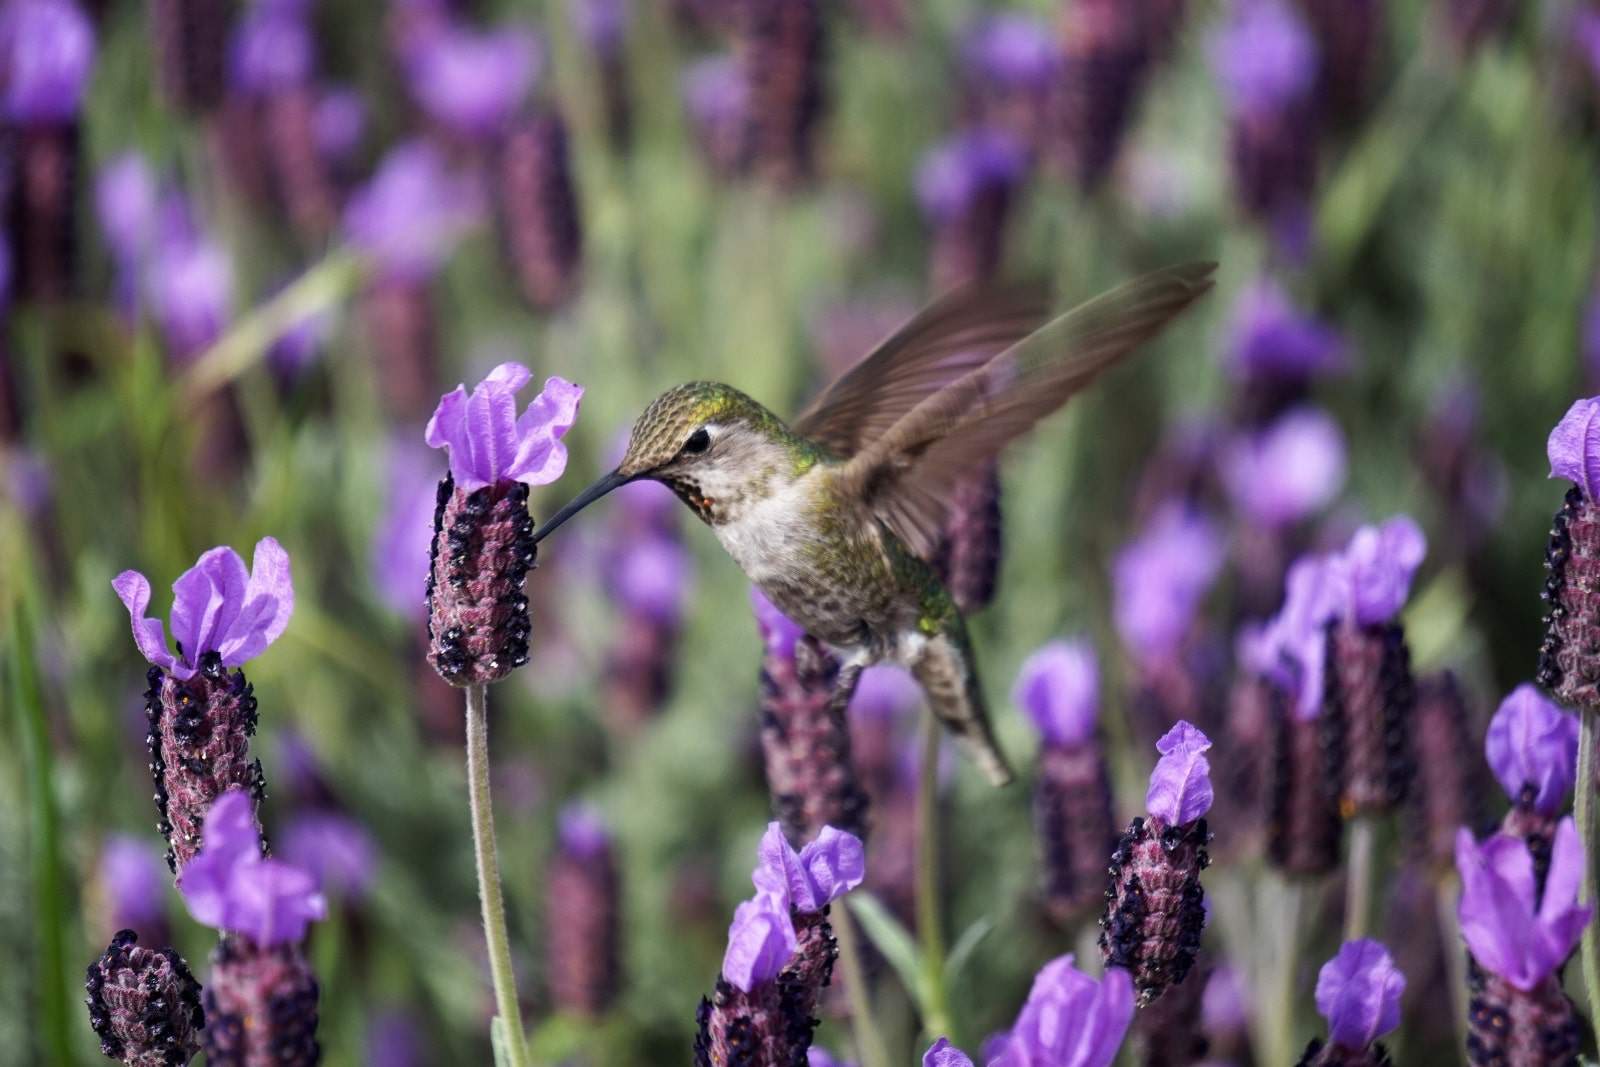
[151,0,228,111]
[495,109,585,312]
[1016,641,1118,923]
[1053,0,1165,189]
[202,937,322,1066]
[695,823,864,1066]
[424,364,580,686]
[1102,722,1214,1006]
[114,539,291,872]
[601,489,691,733]
[85,929,205,1066]
[752,589,870,844]
[1458,819,1590,1066]
[1540,398,1600,711]
[682,55,749,179]
[916,127,1027,293]
[986,955,1135,1067]
[733,0,825,187]
[1296,939,1404,1066]
[958,13,1057,153]
[547,804,621,1016]
[1410,672,1485,872]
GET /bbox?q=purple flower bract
[425,362,582,492]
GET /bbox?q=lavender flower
[180,790,327,944]
[229,5,312,97]
[406,23,539,140]
[923,1038,974,1067]
[1458,819,1589,1065]
[84,929,205,1066]
[372,440,447,620]
[149,196,233,360]
[95,153,156,312]
[0,0,95,124]
[1054,0,1161,189]
[986,955,1135,1067]
[1102,722,1213,1005]
[1297,939,1404,1066]
[681,55,749,178]
[1224,277,1345,386]
[343,141,482,282]
[733,0,825,186]
[547,804,621,1016]
[203,936,322,1065]
[695,823,863,1066]
[752,588,870,843]
[1220,406,1347,528]
[932,464,1006,613]
[114,538,290,871]
[313,87,366,166]
[424,364,580,685]
[1486,685,1579,818]
[495,110,585,311]
[367,1011,425,1067]
[280,811,379,901]
[1540,397,1600,710]
[916,127,1027,292]
[1411,672,1484,871]
[1113,503,1225,670]
[601,528,691,731]
[97,836,169,942]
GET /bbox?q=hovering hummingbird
[533,262,1216,785]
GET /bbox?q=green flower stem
[1434,874,1470,1051]
[1268,876,1305,1067]
[1343,815,1377,941]
[465,683,531,1067]
[916,716,951,1039]
[1576,706,1600,1028]
[831,900,893,1067]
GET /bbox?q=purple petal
[96,153,157,266]
[1220,407,1346,527]
[1252,553,1342,718]
[216,537,294,666]
[99,836,168,928]
[922,1038,975,1067]
[1004,954,1133,1067]
[178,790,262,928]
[750,587,804,659]
[556,803,611,860]
[463,372,520,487]
[796,826,866,908]
[1207,0,1317,117]
[1145,721,1214,825]
[1013,639,1099,748]
[1225,277,1346,382]
[751,821,807,908]
[721,894,796,993]
[170,546,251,667]
[1548,397,1600,500]
[372,441,445,619]
[151,229,233,360]
[407,24,539,138]
[111,570,181,676]
[506,375,584,486]
[279,811,377,899]
[1484,684,1579,814]
[1,0,96,123]
[1456,828,1550,988]
[1314,939,1405,1049]
[849,665,922,722]
[229,7,313,95]
[223,856,327,946]
[425,384,471,469]
[1331,516,1426,624]
[1112,504,1224,665]
[343,141,482,281]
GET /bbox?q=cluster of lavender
[90,538,327,1064]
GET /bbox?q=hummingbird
[532,262,1215,785]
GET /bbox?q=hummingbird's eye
[682,428,711,455]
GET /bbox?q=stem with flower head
[915,716,952,1039]
[1575,707,1600,1028]
[465,683,531,1067]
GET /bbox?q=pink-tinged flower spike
[959,13,1058,153]
[1296,939,1404,1066]
[600,516,691,734]
[1458,819,1589,1065]
[1411,672,1486,872]
[423,365,581,686]
[1017,641,1118,923]
[681,55,750,180]
[751,588,870,844]
[1321,516,1425,817]
[495,109,585,312]
[1102,722,1214,1005]
[695,823,865,1066]
[84,929,205,1066]
[987,955,1136,1067]
[1540,397,1600,711]
[923,1037,974,1067]
[1486,684,1579,891]
[114,538,291,872]
[546,804,621,1016]
[733,0,825,187]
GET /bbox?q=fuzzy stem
[1343,816,1377,941]
[916,716,951,1038]
[832,901,893,1067]
[1434,874,1470,1052]
[1576,706,1600,1028]
[1268,877,1305,1067]
[466,683,531,1067]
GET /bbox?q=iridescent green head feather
[616,382,785,477]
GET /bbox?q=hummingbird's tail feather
[910,630,1015,788]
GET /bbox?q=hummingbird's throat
[662,475,717,524]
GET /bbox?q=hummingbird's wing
[791,282,1053,460]
[834,262,1216,557]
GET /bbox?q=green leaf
[847,892,924,1010]
[491,1016,514,1067]
[945,915,994,988]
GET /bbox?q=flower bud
[202,936,321,1065]
[1324,620,1414,817]
[1054,0,1157,188]
[1410,672,1484,871]
[1466,966,1581,1067]
[85,929,205,1066]
[1267,695,1341,876]
[931,463,1004,613]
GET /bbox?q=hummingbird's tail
[910,630,1015,787]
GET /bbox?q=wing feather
[837,262,1216,556]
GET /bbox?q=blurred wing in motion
[792,282,1053,459]
[835,262,1217,557]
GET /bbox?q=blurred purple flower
[1208,0,1317,117]
[1013,639,1099,748]
[987,955,1135,1067]
[407,23,538,139]
[113,537,293,680]
[1225,278,1345,381]
[1327,515,1426,625]
[372,440,444,619]
[1113,503,1225,665]
[95,153,157,267]
[1220,407,1346,526]
[1548,397,1600,500]
[149,197,233,359]
[280,811,378,900]
[367,1010,424,1067]
[557,802,611,860]
[914,127,1027,225]
[960,13,1058,91]
[0,0,95,123]
[1314,939,1404,1050]
[5,448,51,516]
[424,362,581,492]
[99,835,168,929]
[314,87,366,163]
[1249,552,1342,718]
[750,586,804,660]
[1146,721,1214,825]
[230,7,313,96]
[569,0,626,55]
[609,534,692,625]
[1456,817,1591,990]
[343,140,483,280]
[179,790,327,945]
[1485,684,1579,815]
[923,1038,974,1067]
[265,302,332,379]
[849,664,921,722]
[681,55,747,173]
[1201,964,1250,1033]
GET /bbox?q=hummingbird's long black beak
[531,469,634,544]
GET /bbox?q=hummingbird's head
[533,382,802,542]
